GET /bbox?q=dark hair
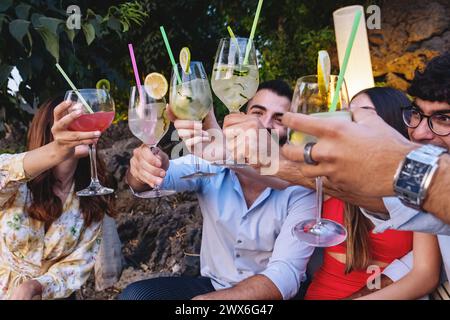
[344,86,410,273]
[26,96,116,227]
[257,79,293,102]
[408,52,450,104]
[353,87,410,139]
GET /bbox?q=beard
[266,128,288,146]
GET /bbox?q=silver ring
[304,142,318,165]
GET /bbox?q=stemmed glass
[289,75,351,247]
[169,61,216,180]
[65,89,115,197]
[128,85,177,198]
[211,37,259,167]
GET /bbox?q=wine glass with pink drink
[65,89,116,196]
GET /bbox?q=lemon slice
[317,50,331,101]
[144,72,168,99]
[180,47,191,74]
[96,79,111,91]
[289,131,305,145]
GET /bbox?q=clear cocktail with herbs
[211,37,259,113]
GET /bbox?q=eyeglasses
[401,103,450,136]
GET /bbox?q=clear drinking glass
[128,85,176,198]
[65,89,115,197]
[169,61,216,180]
[211,37,259,167]
[289,75,351,247]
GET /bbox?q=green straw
[159,26,182,84]
[55,63,94,114]
[243,0,264,65]
[329,10,362,112]
[227,26,236,38]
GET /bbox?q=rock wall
[369,0,450,91]
[77,122,203,300]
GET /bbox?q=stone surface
[79,121,203,300]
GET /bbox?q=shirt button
[237,240,242,244]
[236,253,240,258]
[238,271,244,275]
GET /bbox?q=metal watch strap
[418,144,448,157]
[394,144,447,210]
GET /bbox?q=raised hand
[129,144,169,189]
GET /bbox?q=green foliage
[131,0,370,120]
[107,1,147,32]
[0,0,148,136]
[1,0,380,133]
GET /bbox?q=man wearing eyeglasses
[280,53,450,299]
[401,98,450,150]
[339,53,449,299]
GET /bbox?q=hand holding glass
[128,85,176,198]
[65,89,115,197]
[169,61,216,180]
[211,37,259,167]
[289,75,351,247]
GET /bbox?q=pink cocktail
[65,88,115,197]
[69,111,115,132]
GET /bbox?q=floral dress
[0,153,102,300]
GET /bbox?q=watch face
[399,159,429,194]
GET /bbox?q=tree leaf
[0,64,13,87]
[82,22,95,45]
[8,19,30,46]
[31,13,43,28]
[120,20,129,32]
[86,8,96,18]
[0,0,12,13]
[25,31,33,55]
[15,3,31,20]
[0,14,7,33]
[107,17,121,32]
[36,26,59,62]
[89,17,101,37]
[20,101,36,114]
[38,17,63,35]
[16,59,31,82]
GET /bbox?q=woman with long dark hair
[305,87,441,300]
[0,97,115,300]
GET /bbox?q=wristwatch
[393,144,447,210]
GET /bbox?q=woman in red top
[305,88,441,300]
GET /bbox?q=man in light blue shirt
[121,80,316,300]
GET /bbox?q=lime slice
[233,66,250,77]
[96,79,111,91]
[180,47,191,74]
[144,72,168,99]
[317,50,331,101]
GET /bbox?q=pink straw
[128,43,144,100]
